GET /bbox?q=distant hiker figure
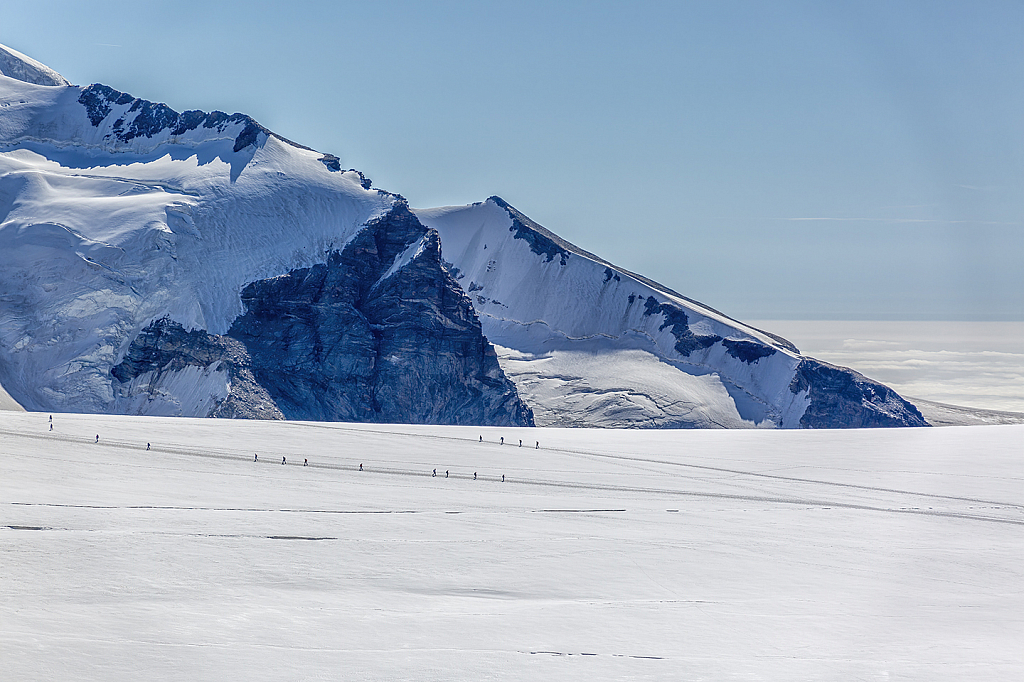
[502,474,505,482]
[254,454,258,462]
[282,456,286,465]
[146,443,150,451]
[500,437,504,445]
[359,463,363,471]
[49,423,52,431]
[445,470,449,478]
[49,415,52,422]
[479,435,482,443]
[519,439,522,447]
[304,458,308,466]
[473,472,477,480]
[433,469,437,477]
[536,441,539,449]
[95,435,99,443]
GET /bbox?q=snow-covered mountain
[0,45,926,428]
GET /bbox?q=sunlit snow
[2,411,1021,680]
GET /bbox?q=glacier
[0,44,926,428]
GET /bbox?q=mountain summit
[0,45,926,428]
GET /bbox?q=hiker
[49,423,52,431]
[502,474,505,482]
[95,435,99,443]
[519,439,522,447]
[536,441,539,449]
[304,458,308,466]
[282,456,286,465]
[359,463,363,471]
[49,415,52,422]
[254,454,258,462]
[433,469,436,477]
[500,437,504,445]
[479,435,482,443]
[473,472,477,480]
[146,443,150,451]
[445,470,449,478]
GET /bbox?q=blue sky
[5,0,1022,320]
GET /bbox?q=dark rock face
[490,196,570,266]
[78,83,271,151]
[79,84,134,125]
[319,154,341,171]
[228,202,533,425]
[789,358,928,428]
[643,296,722,356]
[722,338,777,364]
[108,202,532,425]
[110,204,534,426]
[110,318,284,419]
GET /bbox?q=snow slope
[0,378,23,410]
[2,411,1021,680]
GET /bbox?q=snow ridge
[0,43,69,87]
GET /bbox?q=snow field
[2,412,1022,680]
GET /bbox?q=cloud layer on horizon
[752,321,1024,414]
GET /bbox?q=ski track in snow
[5,426,1021,521]
[2,412,1023,681]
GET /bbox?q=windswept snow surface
[417,200,810,428]
[0,72,393,413]
[1,413,1021,680]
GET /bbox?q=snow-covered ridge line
[0,72,347,172]
[487,195,800,354]
[75,83,341,161]
[0,43,68,87]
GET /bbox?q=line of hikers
[480,435,539,449]
[62,417,519,484]
[433,468,505,483]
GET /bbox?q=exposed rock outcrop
[790,358,928,428]
[229,203,533,425]
[110,318,283,419]
[111,203,535,426]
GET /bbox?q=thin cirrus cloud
[781,218,1020,225]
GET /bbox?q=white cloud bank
[752,321,1024,413]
